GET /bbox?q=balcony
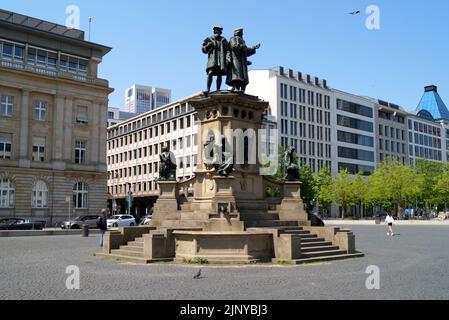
[0,59,109,87]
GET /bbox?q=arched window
[0,178,15,208]
[73,182,88,209]
[32,180,48,208]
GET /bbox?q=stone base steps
[244,220,299,228]
[96,252,173,264]
[273,252,365,265]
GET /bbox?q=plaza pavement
[0,225,448,300]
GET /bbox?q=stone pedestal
[153,181,180,221]
[279,181,308,222]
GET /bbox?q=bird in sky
[193,269,202,279]
[349,10,361,15]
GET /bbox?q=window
[0,133,12,159]
[76,106,88,124]
[32,137,45,162]
[73,182,88,209]
[337,99,373,118]
[35,101,47,121]
[0,95,14,116]
[32,181,48,208]
[75,140,86,164]
[0,178,15,208]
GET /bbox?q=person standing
[385,213,395,236]
[226,28,260,92]
[202,26,229,93]
[97,208,109,247]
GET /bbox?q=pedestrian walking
[385,212,395,236]
[97,208,109,247]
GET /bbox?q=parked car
[61,215,101,229]
[0,218,45,230]
[107,215,136,228]
[139,215,153,226]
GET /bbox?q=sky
[2,0,448,112]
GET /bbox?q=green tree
[332,169,358,219]
[299,164,316,212]
[366,161,421,218]
[433,165,449,211]
[415,159,445,210]
[315,166,332,213]
[353,172,368,218]
[269,146,287,183]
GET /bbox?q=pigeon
[193,268,202,279]
[349,10,361,15]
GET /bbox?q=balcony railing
[1,59,108,87]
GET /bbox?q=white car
[107,215,136,228]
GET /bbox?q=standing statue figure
[202,26,229,93]
[226,28,261,93]
[284,147,300,181]
[159,146,177,181]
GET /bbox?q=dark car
[0,218,45,230]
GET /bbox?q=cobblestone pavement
[0,225,448,300]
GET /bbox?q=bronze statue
[226,28,260,93]
[159,146,177,181]
[203,135,234,177]
[284,147,300,181]
[202,26,229,93]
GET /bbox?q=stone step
[120,245,144,253]
[131,237,144,243]
[111,249,145,258]
[96,253,173,264]
[283,230,311,235]
[301,241,333,248]
[301,245,340,253]
[300,249,348,259]
[274,252,365,265]
[240,213,280,221]
[159,220,208,228]
[300,237,326,243]
[127,241,144,248]
[244,220,299,228]
[297,234,318,239]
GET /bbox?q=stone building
[0,10,113,225]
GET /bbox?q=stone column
[63,97,73,162]
[97,101,108,172]
[19,89,30,168]
[52,95,66,170]
[90,101,100,166]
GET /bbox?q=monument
[99,27,363,265]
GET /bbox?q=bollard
[82,224,89,237]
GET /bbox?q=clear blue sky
[2,0,448,112]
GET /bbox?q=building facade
[107,94,199,216]
[246,67,333,174]
[107,107,136,127]
[0,10,112,225]
[125,84,171,114]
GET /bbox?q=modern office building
[107,107,136,127]
[407,85,449,164]
[371,98,409,165]
[0,10,113,224]
[124,84,171,114]
[107,94,200,216]
[246,67,333,174]
[333,90,377,176]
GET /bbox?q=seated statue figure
[284,146,300,181]
[159,146,177,181]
